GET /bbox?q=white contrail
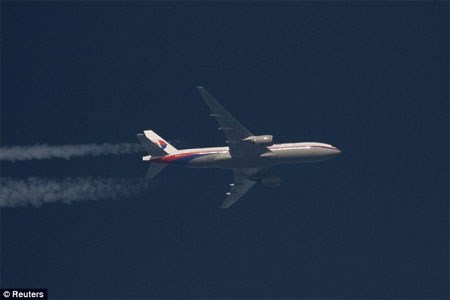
[0,177,149,208]
[0,143,144,162]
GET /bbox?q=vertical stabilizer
[143,130,178,154]
[136,130,178,157]
[136,129,177,180]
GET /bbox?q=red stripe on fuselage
[155,150,222,164]
[156,152,198,163]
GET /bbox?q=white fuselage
[154,142,341,169]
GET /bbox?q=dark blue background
[1,2,448,299]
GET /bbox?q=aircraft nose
[328,146,341,158]
[319,145,341,160]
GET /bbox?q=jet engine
[243,135,274,146]
[260,176,282,187]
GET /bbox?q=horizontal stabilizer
[145,162,167,179]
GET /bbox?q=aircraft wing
[220,168,265,208]
[197,86,266,157]
[221,177,256,209]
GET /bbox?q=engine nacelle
[260,176,282,187]
[243,135,274,146]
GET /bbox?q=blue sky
[1,2,448,299]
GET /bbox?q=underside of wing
[221,178,256,209]
[196,86,269,157]
[220,168,267,208]
[197,86,252,142]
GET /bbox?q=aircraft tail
[136,130,178,157]
[136,130,177,179]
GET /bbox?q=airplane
[137,86,341,208]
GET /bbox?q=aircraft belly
[187,153,270,169]
[272,148,337,163]
[187,153,231,168]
